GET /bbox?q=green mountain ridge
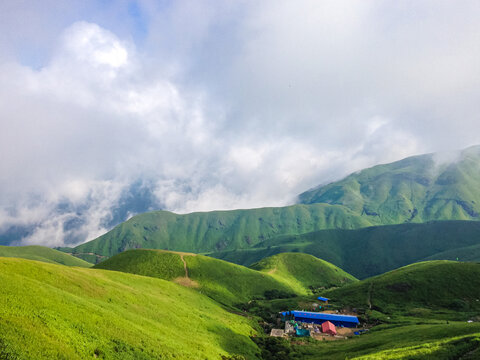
[299,145,480,223]
[209,220,480,278]
[67,203,372,262]
[62,146,480,274]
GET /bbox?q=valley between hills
[2,146,480,359]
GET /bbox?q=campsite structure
[281,311,360,328]
[321,321,337,336]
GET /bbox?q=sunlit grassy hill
[95,249,298,306]
[250,253,356,294]
[0,257,260,359]
[325,260,480,313]
[0,245,91,267]
[94,250,356,306]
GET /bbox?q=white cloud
[0,1,480,246]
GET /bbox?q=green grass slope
[297,322,480,360]
[0,257,260,359]
[94,250,357,306]
[68,203,371,262]
[95,249,301,306]
[209,220,480,279]
[0,245,91,267]
[249,253,356,294]
[325,260,480,313]
[422,243,480,262]
[299,145,480,224]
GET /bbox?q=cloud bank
[0,1,479,246]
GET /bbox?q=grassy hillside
[296,322,480,360]
[0,245,92,267]
[209,220,480,279]
[299,145,480,224]
[250,253,356,294]
[67,203,371,262]
[0,257,260,359]
[95,249,298,306]
[324,260,480,313]
[422,243,480,262]
[95,250,355,306]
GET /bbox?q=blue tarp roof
[290,311,359,324]
[317,296,329,301]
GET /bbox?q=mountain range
[60,145,480,278]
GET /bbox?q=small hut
[321,321,337,336]
[317,296,329,304]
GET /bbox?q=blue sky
[0,0,479,246]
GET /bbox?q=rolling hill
[0,245,92,267]
[250,253,356,294]
[94,250,355,306]
[324,260,480,312]
[209,220,480,279]
[0,257,260,359]
[61,146,480,265]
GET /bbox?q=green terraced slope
[209,220,480,279]
[299,145,480,224]
[324,260,480,312]
[68,203,371,262]
[95,250,356,305]
[250,253,356,294]
[0,245,91,267]
[0,257,260,359]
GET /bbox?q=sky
[1,0,480,247]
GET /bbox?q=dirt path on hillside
[367,282,373,309]
[180,254,189,278]
[174,255,199,288]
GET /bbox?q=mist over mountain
[0,180,162,247]
[2,2,480,248]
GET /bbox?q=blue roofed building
[317,296,329,302]
[281,311,359,328]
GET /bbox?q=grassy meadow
[0,257,260,359]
